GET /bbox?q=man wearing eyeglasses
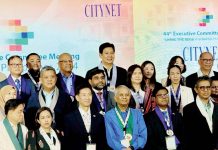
[183,76,218,150]
[144,86,183,150]
[56,53,86,100]
[0,55,33,107]
[186,52,218,97]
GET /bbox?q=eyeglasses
[9,64,22,67]
[200,59,213,63]
[211,86,218,89]
[59,60,73,63]
[156,93,168,98]
[198,86,211,91]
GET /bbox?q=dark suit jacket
[0,75,34,106]
[186,71,218,97]
[183,102,218,150]
[25,89,76,131]
[144,110,183,150]
[85,66,127,87]
[56,72,86,96]
[63,108,108,150]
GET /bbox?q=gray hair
[40,66,56,77]
[114,85,131,97]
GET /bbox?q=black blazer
[144,110,183,150]
[63,108,108,150]
[85,66,127,87]
[56,72,86,95]
[183,102,218,150]
[0,76,34,106]
[186,71,218,97]
[25,89,76,131]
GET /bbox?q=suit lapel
[75,109,88,134]
[57,73,68,93]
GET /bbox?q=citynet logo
[198,8,213,27]
[7,19,34,51]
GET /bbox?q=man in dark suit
[0,55,33,106]
[25,66,75,131]
[186,52,218,97]
[23,53,41,92]
[87,68,115,114]
[56,53,86,100]
[144,86,183,150]
[86,42,127,93]
[183,76,218,150]
[63,84,107,150]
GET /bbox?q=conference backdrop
[0,0,217,81]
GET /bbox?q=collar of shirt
[11,75,21,83]
[92,88,103,94]
[9,120,18,135]
[61,72,74,79]
[43,89,55,96]
[197,69,214,77]
[130,89,145,97]
[196,96,214,111]
[79,106,91,117]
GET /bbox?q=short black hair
[86,68,105,80]
[7,55,22,65]
[99,42,115,54]
[5,99,24,115]
[75,83,92,96]
[195,76,211,88]
[152,86,168,97]
[26,53,40,61]
[211,76,218,81]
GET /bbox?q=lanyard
[170,85,181,106]
[115,107,130,136]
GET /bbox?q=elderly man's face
[115,87,131,107]
[195,80,211,101]
[198,53,213,71]
[40,70,57,91]
[58,54,73,74]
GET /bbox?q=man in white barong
[0,99,28,150]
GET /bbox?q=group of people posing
[0,42,218,150]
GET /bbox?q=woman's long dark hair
[127,64,145,92]
[141,61,157,85]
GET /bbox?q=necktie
[97,92,104,109]
[97,92,103,102]
[162,111,169,121]
[15,79,21,92]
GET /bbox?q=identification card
[86,143,96,150]
[165,136,177,150]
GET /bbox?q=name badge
[86,143,96,150]
[165,136,177,150]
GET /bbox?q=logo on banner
[198,8,213,27]
[7,19,34,51]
